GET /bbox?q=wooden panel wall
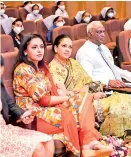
[4,1,131,19]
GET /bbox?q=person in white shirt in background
[26,3,43,22]
[76,21,131,88]
[99,7,116,21]
[76,21,131,138]
[55,1,69,18]
[0,2,8,21]
[75,10,92,24]
[124,19,131,30]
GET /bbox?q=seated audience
[75,11,92,24]
[76,21,131,137]
[0,2,8,21]
[13,33,114,157]
[124,19,131,30]
[10,18,24,49]
[26,3,43,22]
[0,55,54,157]
[49,34,129,156]
[55,1,69,18]
[99,7,116,21]
[43,15,65,43]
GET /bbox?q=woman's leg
[43,140,55,157]
[77,93,113,157]
[32,140,54,157]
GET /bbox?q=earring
[24,51,27,56]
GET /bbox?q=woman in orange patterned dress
[13,34,113,157]
[0,55,54,157]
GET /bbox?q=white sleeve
[55,9,60,16]
[63,11,69,18]
[76,49,93,78]
[26,14,31,20]
[115,65,131,82]
[124,19,131,31]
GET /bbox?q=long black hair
[52,34,71,53]
[55,1,62,11]
[15,33,47,71]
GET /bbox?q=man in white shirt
[76,21,131,88]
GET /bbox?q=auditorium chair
[21,20,37,35]
[52,26,74,43]
[72,39,86,58]
[1,34,14,53]
[64,17,76,26]
[5,8,20,18]
[72,23,88,40]
[106,19,121,42]
[51,6,56,14]
[36,19,48,41]
[117,30,131,71]
[19,7,29,20]
[39,7,53,18]
[101,21,116,54]
[91,14,100,21]
[119,18,129,31]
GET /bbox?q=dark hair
[15,34,47,71]
[12,18,23,25]
[24,1,32,6]
[53,16,61,24]
[52,34,71,52]
[55,1,62,11]
[0,55,4,66]
[32,4,39,11]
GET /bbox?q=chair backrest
[2,51,19,101]
[5,8,20,18]
[21,20,37,35]
[117,30,131,62]
[1,34,14,53]
[119,18,129,31]
[64,17,76,26]
[51,6,56,14]
[72,23,87,40]
[71,39,86,58]
[106,19,121,42]
[91,14,100,21]
[101,21,111,44]
[44,45,54,64]
[52,26,74,43]
[36,19,48,41]
[19,8,28,20]
[39,7,53,18]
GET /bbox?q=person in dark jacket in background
[9,18,24,50]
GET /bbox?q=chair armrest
[121,62,131,65]
[121,62,131,72]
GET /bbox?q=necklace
[54,56,69,68]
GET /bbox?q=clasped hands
[56,83,106,103]
[108,80,126,88]
[17,109,36,124]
